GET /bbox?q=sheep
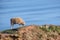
[10,17,25,29]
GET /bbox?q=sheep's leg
[11,24,14,29]
[19,24,23,27]
[19,24,22,27]
[10,20,14,33]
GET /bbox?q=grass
[1,25,60,34]
[1,28,18,34]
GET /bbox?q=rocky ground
[0,24,60,40]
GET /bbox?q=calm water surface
[0,0,60,30]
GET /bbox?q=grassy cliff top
[1,24,60,34]
[1,24,60,40]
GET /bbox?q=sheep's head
[22,22,25,26]
[19,22,25,26]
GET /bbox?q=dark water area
[0,0,60,30]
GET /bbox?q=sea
[0,0,60,30]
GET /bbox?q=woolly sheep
[10,17,25,29]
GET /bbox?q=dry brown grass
[0,25,60,40]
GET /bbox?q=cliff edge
[0,25,60,40]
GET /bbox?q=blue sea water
[0,0,60,30]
